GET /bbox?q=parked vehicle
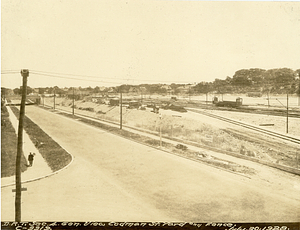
[212,97,243,108]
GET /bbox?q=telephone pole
[286,93,289,134]
[120,90,123,130]
[53,88,56,110]
[15,69,29,222]
[72,87,75,116]
[159,113,162,148]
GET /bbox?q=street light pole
[15,69,29,222]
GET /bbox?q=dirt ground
[206,109,300,138]
[44,97,300,169]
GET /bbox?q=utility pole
[276,96,289,134]
[286,92,289,134]
[72,87,75,116]
[53,88,56,110]
[120,90,123,130]
[159,113,162,148]
[296,150,299,169]
[15,69,29,222]
[3,88,6,102]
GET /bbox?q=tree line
[6,68,300,96]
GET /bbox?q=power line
[30,72,120,84]
[1,69,19,72]
[30,70,190,84]
[2,69,195,85]
[31,70,116,80]
[1,71,20,74]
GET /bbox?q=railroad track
[187,108,300,145]
[41,103,300,145]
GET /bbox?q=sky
[1,0,300,89]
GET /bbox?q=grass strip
[10,106,72,172]
[1,105,27,177]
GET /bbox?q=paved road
[2,106,300,222]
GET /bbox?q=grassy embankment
[10,106,72,172]
[1,105,27,177]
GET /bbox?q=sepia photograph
[1,0,300,227]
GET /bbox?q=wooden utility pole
[120,90,123,130]
[286,93,289,134]
[53,88,56,110]
[159,113,162,148]
[72,87,75,116]
[15,69,29,222]
[296,150,299,169]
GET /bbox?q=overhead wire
[30,71,120,84]
[30,70,190,84]
[1,70,20,74]
[31,70,123,80]
[2,69,194,85]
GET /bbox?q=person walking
[28,152,34,167]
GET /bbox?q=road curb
[39,105,253,179]
[1,143,74,188]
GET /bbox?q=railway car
[128,100,141,109]
[109,98,119,106]
[212,97,243,108]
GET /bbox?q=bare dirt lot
[44,96,300,170]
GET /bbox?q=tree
[93,86,101,93]
[232,69,252,86]
[13,88,21,95]
[213,78,228,93]
[39,88,46,94]
[194,82,211,94]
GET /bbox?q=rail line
[187,108,300,145]
[40,103,300,145]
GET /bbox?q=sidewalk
[1,106,53,188]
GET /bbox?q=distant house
[128,87,140,95]
[176,85,190,94]
[91,96,108,104]
[32,88,40,94]
[160,85,173,94]
[140,87,147,94]
[107,87,116,93]
[66,88,83,100]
